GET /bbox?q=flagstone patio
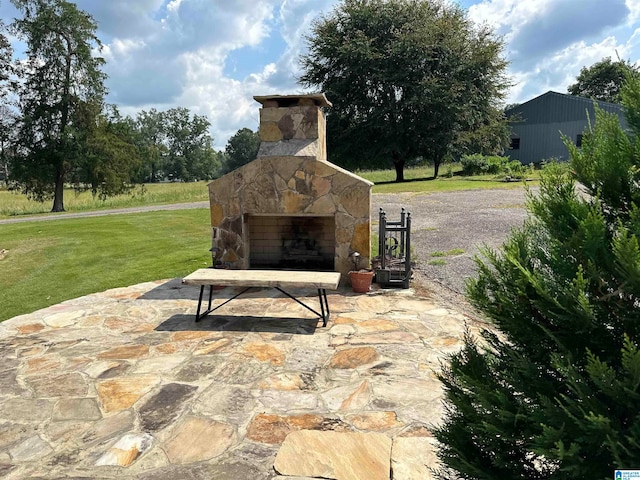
[0,278,481,479]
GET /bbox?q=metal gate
[375,208,412,288]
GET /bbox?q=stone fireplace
[207,93,373,284]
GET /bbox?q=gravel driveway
[372,188,534,305]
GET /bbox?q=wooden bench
[182,269,341,326]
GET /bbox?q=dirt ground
[372,188,534,312]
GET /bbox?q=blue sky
[2,0,639,149]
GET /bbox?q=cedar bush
[434,77,640,479]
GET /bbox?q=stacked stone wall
[208,158,371,283]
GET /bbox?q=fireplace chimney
[207,93,373,285]
[253,94,332,162]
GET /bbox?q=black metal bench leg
[194,284,333,326]
[324,289,330,326]
[318,289,326,325]
[317,288,330,327]
[195,287,253,322]
[194,285,216,322]
[207,285,213,312]
[195,285,205,322]
[274,287,330,326]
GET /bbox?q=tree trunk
[433,158,441,179]
[1,148,8,187]
[51,168,65,212]
[51,38,72,213]
[392,152,405,182]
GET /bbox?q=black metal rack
[375,208,412,288]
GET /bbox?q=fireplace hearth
[207,93,373,285]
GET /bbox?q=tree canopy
[130,107,220,183]
[218,127,260,175]
[300,0,510,180]
[568,56,639,103]
[9,0,108,211]
[434,76,640,478]
[4,0,221,210]
[0,19,12,101]
[162,107,218,182]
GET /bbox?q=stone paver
[274,430,392,480]
[391,436,439,480]
[0,277,481,479]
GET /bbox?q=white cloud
[145,0,339,148]
[468,0,549,32]
[102,39,146,61]
[513,36,620,100]
[627,0,640,23]
[76,0,166,39]
[6,0,640,148]
[90,0,286,145]
[468,0,636,104]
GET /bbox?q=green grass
[370,175,536,194]
[356,164,539,194]
[0,181,210,219]
[356,164,442,183]
[428,259,447,266]
[0,209,212,322]
[0,165,532,320]
[430,248,465,257]
[0,165,537,219]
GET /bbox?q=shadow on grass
[374,176,437,185]
[155,313,319,335]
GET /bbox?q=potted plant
[348,252,374,293]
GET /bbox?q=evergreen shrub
[460,154,525,177]
[434,78,640,479]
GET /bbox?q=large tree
[0,105,17,186]
[133,108,168,183]
[0,17,12,100]
[300,0,510,180]
[9,0,107,211]
[129,107,219,183]
[219,127,260,175]
[568,56,639,103]
[70,104,141,198]
[434,77,640,478]
[162,107,218,182]
[0,16,15,185]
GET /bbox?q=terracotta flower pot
[348,270,374,293]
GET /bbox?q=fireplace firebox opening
[248,215,335,271]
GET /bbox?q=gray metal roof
[505,91,624,125]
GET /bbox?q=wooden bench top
[182,269,341,290]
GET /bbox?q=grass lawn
[358,164,539,194]
[0,164,536,321]
[0,181,211,219]
[0,209,212,322]
[0,166,538,219]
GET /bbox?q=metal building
[505,91,627,165]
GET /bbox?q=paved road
[0,201,209,224]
